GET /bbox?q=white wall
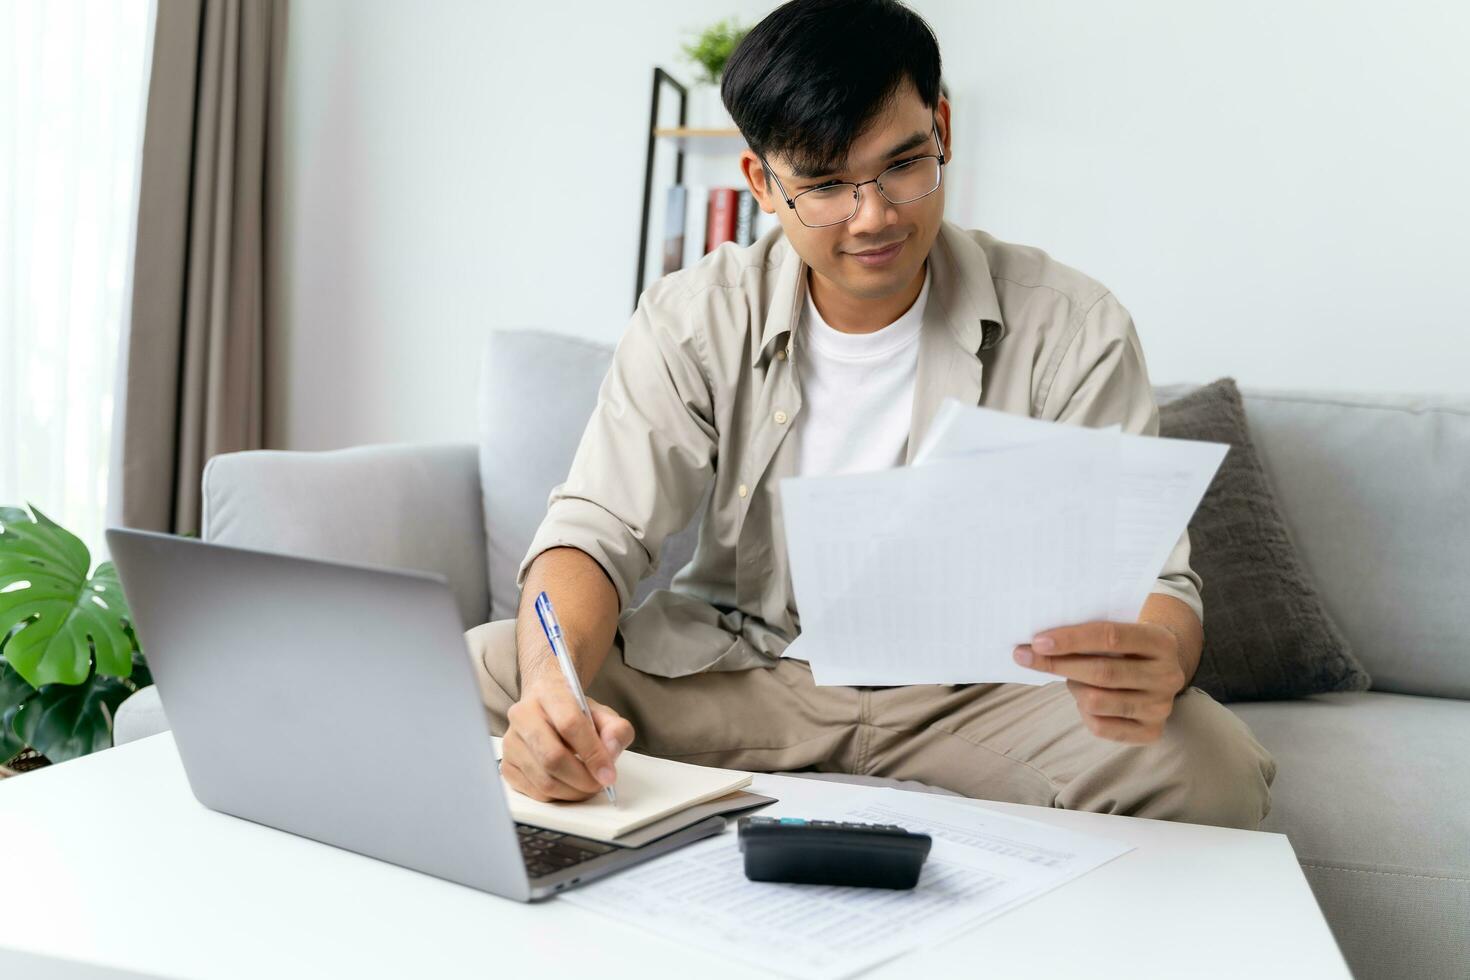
[269,0,779,450]
[270,0,1470,451]
[926,0,1470,398]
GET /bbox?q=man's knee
[463,618,520,732]
[1143,688,1277,830]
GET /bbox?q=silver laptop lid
[105,528,530,901]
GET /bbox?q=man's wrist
[1159,623,1191,695]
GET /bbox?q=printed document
[915,399,1228,620]
[779,401,1225,686]
[559,787,1132,980]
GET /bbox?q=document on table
[558,787,1133,980]
[779,400,1226,686]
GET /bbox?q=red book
[705,188,738,254]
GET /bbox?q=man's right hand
[501,677,635,802]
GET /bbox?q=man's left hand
[1014,622,1187,744]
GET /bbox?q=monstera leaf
[0,659,34,764]
[0,505,138,688]
[11,673,134,763]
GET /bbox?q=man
[467,0,1276,829]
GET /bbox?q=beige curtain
[114,0,287,534]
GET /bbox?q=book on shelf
[662,184,687,276]
[681,183,708,270]
[734,189,757,246]
[705,187,739,254]
[660,187,783,277]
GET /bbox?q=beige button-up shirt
[518,221,1202,678]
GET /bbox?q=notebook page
[491,737,752,842]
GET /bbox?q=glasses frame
[760,118,947,229]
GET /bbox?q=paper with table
[780,399,1227,685]
[559,786,1133,980]
[491,736,752,843]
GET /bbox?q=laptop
[105,528,727,901]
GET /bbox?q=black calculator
[737,816,933,889]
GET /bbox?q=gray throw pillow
[1158,378,1371,702]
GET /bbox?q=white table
[0,734,1347,979]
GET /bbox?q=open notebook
[491,737,753,843]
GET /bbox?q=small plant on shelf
[680,17,749,84]
[0,504,150,773]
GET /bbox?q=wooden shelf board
[654,127,742,138]
[653,128,748,155]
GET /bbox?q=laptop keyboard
[516,824,618,878]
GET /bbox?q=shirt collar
[757,220,1006,365]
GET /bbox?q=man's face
[742,80,952,304]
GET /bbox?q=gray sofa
[116,331,1470,980]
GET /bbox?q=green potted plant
[679,17,749,128]
[0,505,150,775]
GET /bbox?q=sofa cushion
[479,331,699,620]
[113,683,169,746]
[1158,379,1369,701]
[202,444,489,628]
[1230,692,1470,980]
[1238,390,1470,700]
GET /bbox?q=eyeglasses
[761,120,947,229]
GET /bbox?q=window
[1,0,153,559]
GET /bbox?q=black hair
[721,0,943,179]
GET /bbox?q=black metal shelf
[634,69,748,312]
[635,68,687,313]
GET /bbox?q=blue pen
[534,590,617,805]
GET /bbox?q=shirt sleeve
[516,288,717,612]
[1037,291,1205,624]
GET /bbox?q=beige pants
[465,619,1277,831]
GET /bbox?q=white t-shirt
[793,265,931,478]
